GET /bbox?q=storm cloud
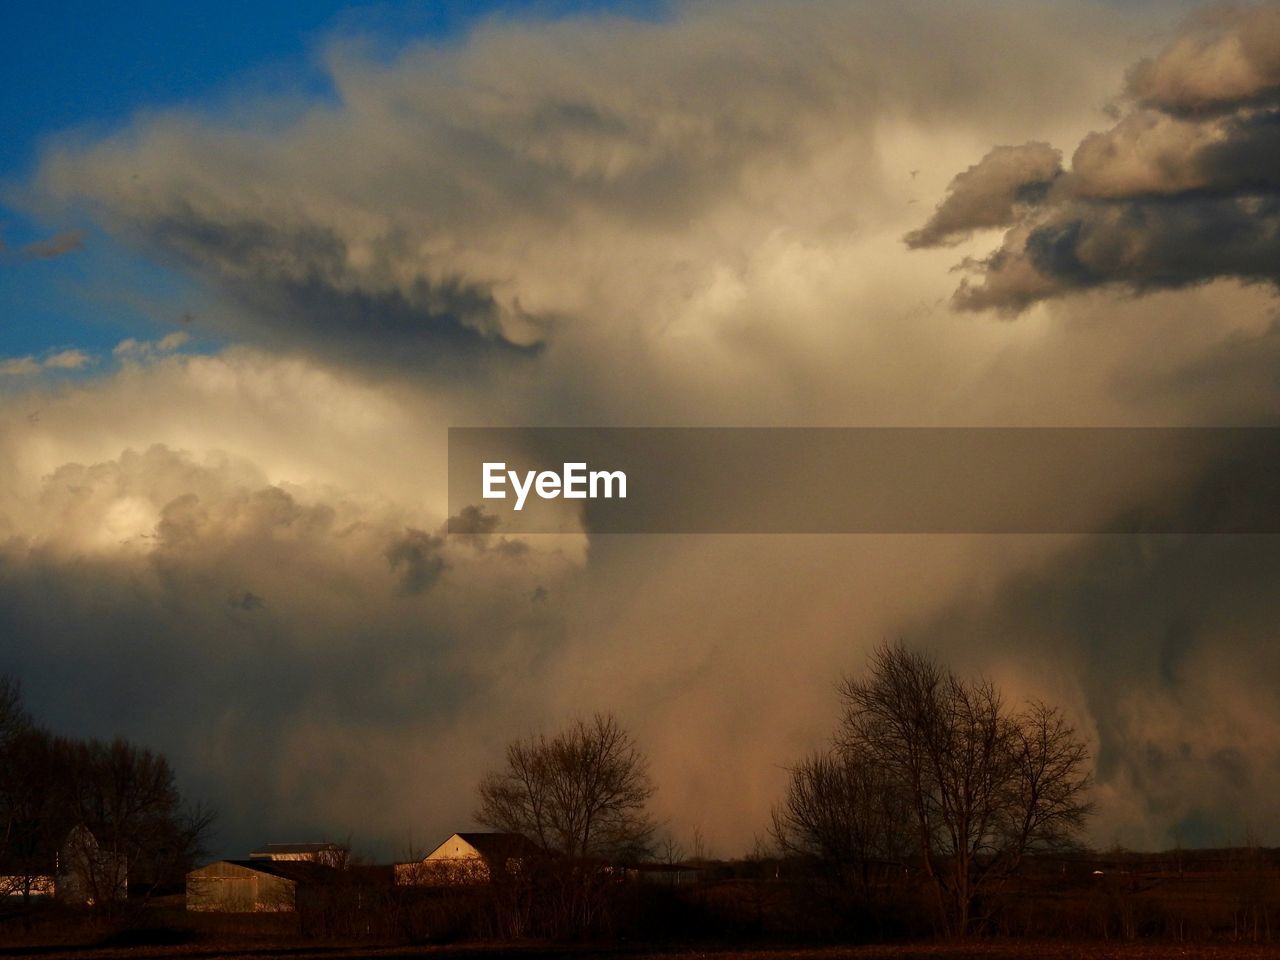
[4,0,1280,861]
[911,0,1280,313]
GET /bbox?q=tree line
[473,643,1092,938]
[0,676,211,915]
[1,642,1092,941]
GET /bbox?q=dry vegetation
[6,939,1280,960]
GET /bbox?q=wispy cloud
[18,229,84,260]
[0,348,91,376]
[113,332,190,360]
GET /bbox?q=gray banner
[447,428,1280,534]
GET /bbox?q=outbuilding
[186,859,328,912]
[395,832,540,885]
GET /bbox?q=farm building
[58,825,127,905]
[1,826,124,905]
[186,859,329,912]
[395,832,541,886]
[250,841,347,866]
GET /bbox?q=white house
[395,832,540,885]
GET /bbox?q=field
[5,940,1280,960]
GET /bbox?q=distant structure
[395,832,540,885]
[57,825,127,905]
[250,842,348,866]
[2,826,124,905]
[186,841,350,912]
[624,862,704,886]
[187,858,327,913]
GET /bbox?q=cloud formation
[31,0,1141,374]
[4,0,1280,861]
[910,0,1280,313]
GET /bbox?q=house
[57,826,127,906]
[395,832,541,886]
[250,842,348,866]
[186,859,330,912]
[1,826,125,906]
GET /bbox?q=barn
[395,832,540,885]
[250,842,347,866]
[186,859,328,912]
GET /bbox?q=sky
[4,0,1280,861]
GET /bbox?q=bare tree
[771,746,914,899]
[477,712,656,862]
[63,737,213,909]
[476,713,656,938]
[0,677,46,903]
[0,675,29,744]
[837,643,1091,937]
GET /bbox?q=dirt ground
[4,941,1280,960]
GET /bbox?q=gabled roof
[213,859,334,883]
[427,832,541,863]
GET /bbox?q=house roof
[210,859,335,883]
[250,842,346,857]
[429,832,542,863]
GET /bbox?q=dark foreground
[5,942,1280,960]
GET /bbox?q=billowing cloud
[30,0,1145,373]
[0,350,586,855]
[1127,1,1280,113]
[912,0,1280,313]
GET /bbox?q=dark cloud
[906,441,1280,848]
[228,590,265,611]
[385,529,446,596]
[912,1,1280,313]
[141,211,547,372]
[448,505,501,538]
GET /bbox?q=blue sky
[0,0,663,366]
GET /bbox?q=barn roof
[206,859,335,883]
[250,842,346,857]
[433,832,542,862]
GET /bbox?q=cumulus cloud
[1127,1,1280,113]
[911,0,1280,313]
[0,352,585,854]
[29,0,1144,374]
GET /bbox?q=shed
[186,859,329,912]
